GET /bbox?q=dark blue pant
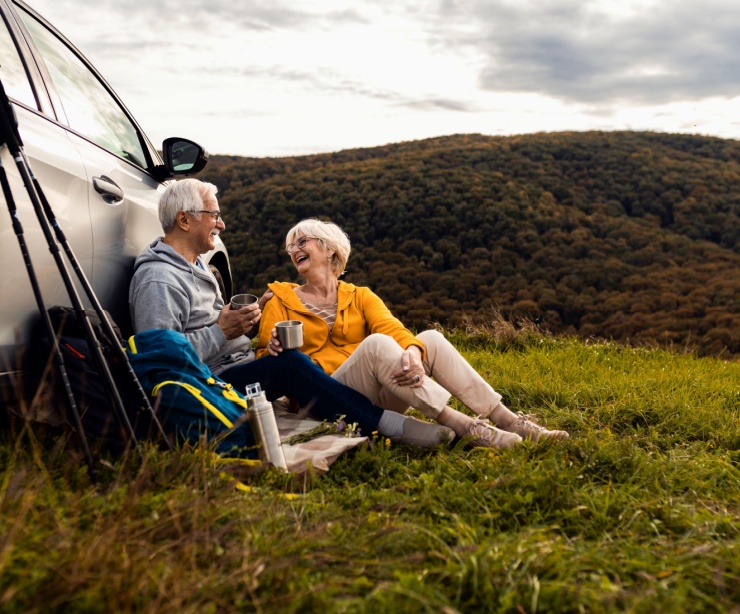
[221,350,383,435]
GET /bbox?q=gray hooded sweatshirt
[129,238,254,374]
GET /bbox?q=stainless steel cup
[276,320,304,349]
[230,293,258,310]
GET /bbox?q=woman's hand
[391,345,425,387]
[267,328,284,356]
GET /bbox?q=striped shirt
[300,298,338,329]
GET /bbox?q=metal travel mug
[230,293,258,310]
[244,382,287,470]
[275,320,304,349]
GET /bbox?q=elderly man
[129,178,453,447]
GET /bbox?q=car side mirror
[154,137,209,180]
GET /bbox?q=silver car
[0,0,232,403]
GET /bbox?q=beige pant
[331,330,503,420]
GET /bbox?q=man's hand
[258,289,274,310]
[390,345,425,387]
[217,301,261,340]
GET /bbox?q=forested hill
[201,131,740,356]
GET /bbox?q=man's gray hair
[159,178,218,233]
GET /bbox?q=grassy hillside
[201,131,740,356]
[2,326,738,612]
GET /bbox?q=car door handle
[93,175,124,204]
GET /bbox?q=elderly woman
[256,219,569,448]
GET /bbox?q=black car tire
[209,264,227,300]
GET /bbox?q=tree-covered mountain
[201,131,740,356]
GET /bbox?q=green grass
[1,328,739,613]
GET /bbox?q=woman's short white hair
[159,178,218,233]
[286,218,351,277]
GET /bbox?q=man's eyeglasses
[285,236,314,253]
[189,210,222,222]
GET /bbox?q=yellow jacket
[256,280,425,374]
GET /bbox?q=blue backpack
[125,329,258,459]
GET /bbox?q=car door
[0,1,92,364]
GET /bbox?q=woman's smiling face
[284,219,352,280]
[288,235,332,276]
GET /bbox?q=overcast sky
[27,0,740,157]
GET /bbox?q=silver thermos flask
[244,382,288,470]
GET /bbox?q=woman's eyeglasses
[286,236,314,253]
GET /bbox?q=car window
[0,14,37,108]
[18,9,147,169]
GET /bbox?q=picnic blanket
[272,398,369,473]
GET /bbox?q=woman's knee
[416,329,461,368]
[351,334,403,370]
[360,333,402,354]
[417,329,446,349]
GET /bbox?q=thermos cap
[245,382,263,399]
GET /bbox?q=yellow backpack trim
[151,380,234,428]
[222,387,248,409]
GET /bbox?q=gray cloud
[83,0,369,32]
[430,0,740,105]
[210,64,399,101]
[195,63,475,113]
[396,98,476,112]
[38,0,374,87]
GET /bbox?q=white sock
[378,411,453,446]
[377,410,406,438]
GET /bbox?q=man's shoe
[505,413,569,441]
[392,418,454,447]
[466,418,522,449]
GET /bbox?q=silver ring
[414,375,420,383]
